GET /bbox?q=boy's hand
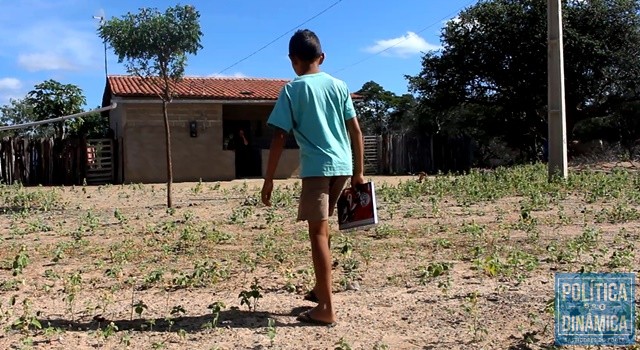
[351,173,365,188]
[261,179,273,206]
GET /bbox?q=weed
[0,185,62,213]
[416,262,453,285]
[99,322,118,340]
[373,342,390,350]
[463,291,488,342]
[458,221,486,239]
[373,224,398,239]
[12,245,29,276]
[433,238,452,249]
[132,300,148,318]
[172,260,229,289]
[229,206,253,224]
[204,302,225,329]
[239,278,263,312]
[334,337,352,350]
[608,244,635,269]
[266,318,277,347]
[595,202,640,224]
[11,298,42,332]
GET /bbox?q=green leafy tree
[98,5,203,208]
[355,81,416,134]
[0,98,36,137]
[26,80,86,139]
[407,0,640,161]
[67,106,110,139]
[388,93,417,133]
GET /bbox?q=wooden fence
[372,133,473,175]
[0,137,115,186]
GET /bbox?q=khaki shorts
[297,176,350,222]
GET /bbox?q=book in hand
[337,181,379,231]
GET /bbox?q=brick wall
[114,101,299,183]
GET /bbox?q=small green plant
[99,322,118,340]
[133,300,148,318]
[459,221,486,238]
[11,298,42,332]
[373,342,390,350]
[204,301,225,329]
[229,206,253,224]
[417,262,452,285]
[373,224,397,239]
[120,331,131,347]
[463,291,488,342]
[12,245,29,276]
[433,238,451,249]
[266,318,277,347]
[334,337,352,350]
[191,178,204,195]
[608,245,635,269]
[114,208,127,224]
[239,278,263,311]
[63,272,82,318]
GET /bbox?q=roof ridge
[108,74,291,82]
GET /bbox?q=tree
[26,79,86,139]
[407,0,640,162]
[388,93,417,133]
[67,106,110,139]
[0,98,36,137]
[356,81,397,134]
[99,5,203,208]
[355,81,416,134]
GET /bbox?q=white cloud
[0,9,103,73]
[0,78,22,91]
[365,32,440,58]
[207,72,247,78]
[12,21,100,72]
[18,53,77,72]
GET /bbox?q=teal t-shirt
[267,72,357,178]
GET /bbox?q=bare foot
[303,305,336,324]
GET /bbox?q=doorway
[223,120,262,179]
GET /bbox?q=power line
[216,0,344,75]
[333,0,477,74]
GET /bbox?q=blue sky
[0,0,478,110]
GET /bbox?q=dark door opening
[224,120,262,179]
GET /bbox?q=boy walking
[261,29,365,326]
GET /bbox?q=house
[102,75,360,183]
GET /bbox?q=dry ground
[0,164,638,350]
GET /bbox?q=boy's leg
[298,177,349,321]
[307,219,334,322]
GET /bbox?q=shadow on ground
[39,306,315,333]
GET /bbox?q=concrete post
[547,0,568,180]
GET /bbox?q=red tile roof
[107,75,361,101]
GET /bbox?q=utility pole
[547,0,568,180]
[93,15,108,79]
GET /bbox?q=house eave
[111,96,277,105]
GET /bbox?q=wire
[0,103,117,132]
[332,0,477,74]
[215,0,344,75]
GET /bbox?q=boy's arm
[261,128,287,206]
[346,118,365,186]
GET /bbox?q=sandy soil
[0,171,637,350]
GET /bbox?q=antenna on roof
[93,9,108,79]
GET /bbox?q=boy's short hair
[289,29,323,62]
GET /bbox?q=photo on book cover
[336,181,379,231]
